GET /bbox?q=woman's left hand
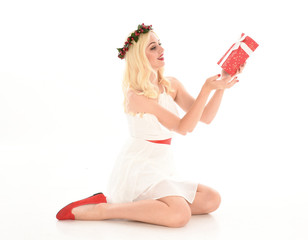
[237,62,246,75]
[220,62,246,81]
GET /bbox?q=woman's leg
[188,184,221,215]
[72,195,192,228]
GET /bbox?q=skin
[145,33,165,73]
[127,32,245,134]
[71,31,246,227]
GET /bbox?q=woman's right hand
[203,74,238,91]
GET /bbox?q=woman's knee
[204,190,221,213]
[196,184,222,213]
[208,191,221,213]
[157,196,191,228]
[168,206,191,228]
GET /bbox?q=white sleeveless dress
[106,87,198,204]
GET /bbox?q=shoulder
[127,88,147,103]
[165,76,180,87]
[165,76,184,100]
[165,76,185,93]
[126,88,153,114]
[127,88,144,106]
[127,88,139,99]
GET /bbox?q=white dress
[106,87,198,204]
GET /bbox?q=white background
[1,0,307,239]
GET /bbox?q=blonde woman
[56,23,244,227]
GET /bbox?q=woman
[56,23,244,228]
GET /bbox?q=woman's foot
[56,193,107,220]
[72,203,108,220]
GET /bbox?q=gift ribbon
[219,34,253,67]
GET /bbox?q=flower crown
[117,23,153,59]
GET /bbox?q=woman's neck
[150,72,159,87]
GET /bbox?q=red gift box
[217,33,259,76]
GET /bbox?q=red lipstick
[158,54,164,60]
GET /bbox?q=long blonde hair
[121,30,174,113]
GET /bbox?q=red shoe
[56,192,107,220]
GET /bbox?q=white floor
[1,144,308,240]
[1,186,308,240]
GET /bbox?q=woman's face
[145,32,165,71]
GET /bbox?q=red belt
[146,138,172,145]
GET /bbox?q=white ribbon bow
[219,33,253,67]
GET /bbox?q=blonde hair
[121,30,174,113]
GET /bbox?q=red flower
[117,24,153,60]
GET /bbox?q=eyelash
[151,43,162,50]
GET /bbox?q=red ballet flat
[56,192,107,220]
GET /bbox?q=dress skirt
[106,137,198,204]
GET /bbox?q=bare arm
[128,74,221,135]
[178,84,212,133]
[170,64,244,124]
[169,76,236,125]
[200,89,224,124]
[201,65,246,123]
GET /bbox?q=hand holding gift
[221,62,246,80]
[218,33,259,77]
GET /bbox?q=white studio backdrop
[0,0,307,238]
